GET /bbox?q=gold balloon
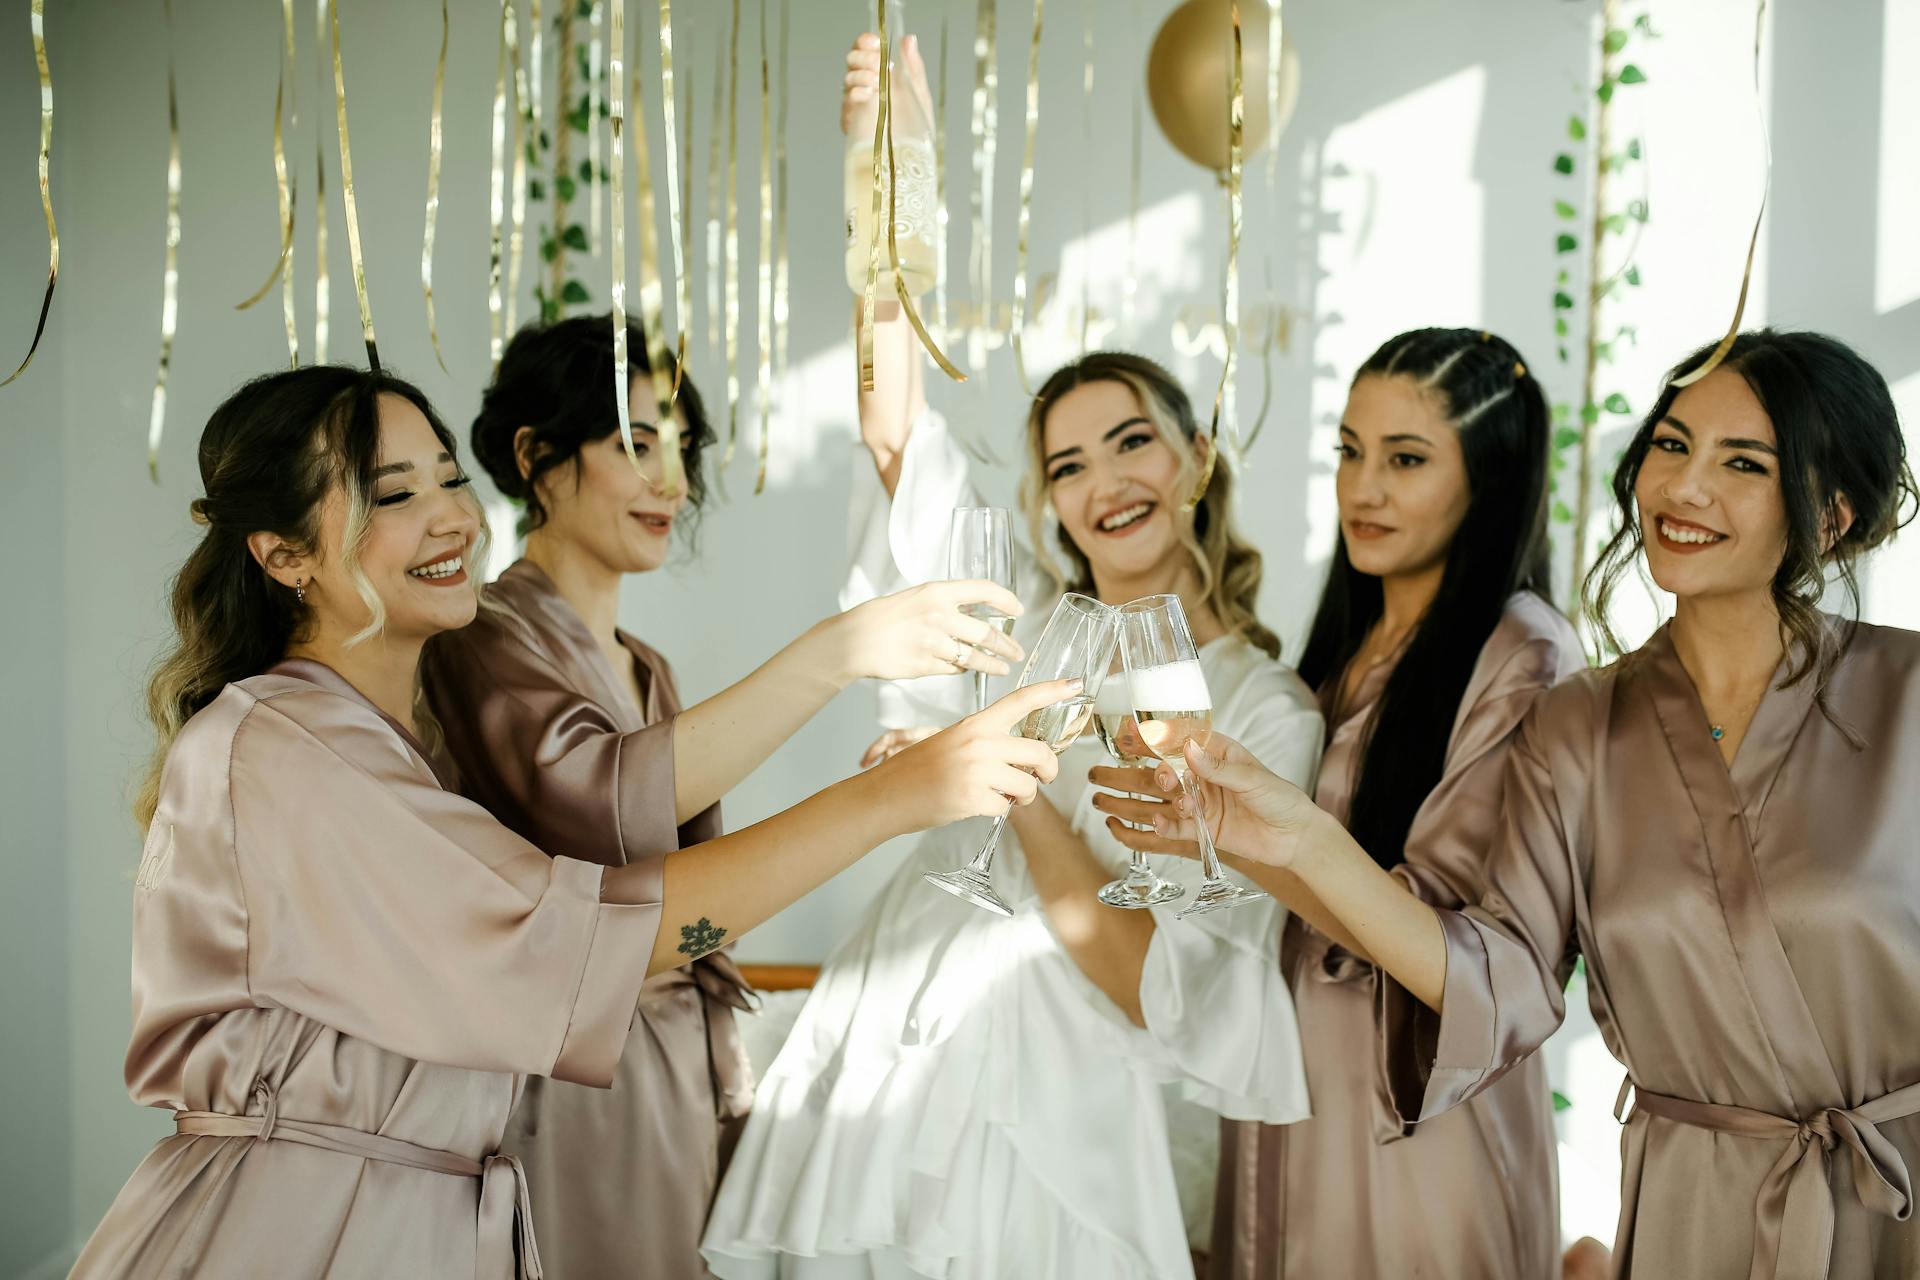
[1147,0,1301,172]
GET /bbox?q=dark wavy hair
[137,366,473,827]
[1585,329,1917,695]
[470,313,716,538]
[1298,328,1553,870]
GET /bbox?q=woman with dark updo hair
[420,315,1026,1277]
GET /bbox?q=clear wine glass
[924,592,1116,916]
[948,507,1015,714]
[1093,650,1185,909]
[1118,595,1268,919]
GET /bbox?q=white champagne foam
[1125,659,1212,711]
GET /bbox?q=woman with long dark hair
[72,365,1071,1277]
[1114,330,1920,1278]
[1104,326,1582,1278]
[419,316,1025,1278]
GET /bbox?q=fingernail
[1153,815,1169,833]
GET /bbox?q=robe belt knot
[1619,1075,1920,1280]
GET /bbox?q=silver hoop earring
[295,578,306,605]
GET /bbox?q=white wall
[2,0,1913,1268]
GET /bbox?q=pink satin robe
[421,559,754,1280]
[71,660,660,1279]
[1384,620,1920,1278]
[1212,592,1584,1278]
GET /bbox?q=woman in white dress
[702,42,1321,1278]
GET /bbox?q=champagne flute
[924,593,1116,916]
[948,507,1016,713]
[1118,595,1268,919]
[1093,652,1185,909]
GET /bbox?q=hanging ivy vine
[533,0,609,323]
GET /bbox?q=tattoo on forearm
[676,917,728,959]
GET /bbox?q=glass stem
[1182,772,1227,882]
[969,808,1011,873]
[972,669,989,715]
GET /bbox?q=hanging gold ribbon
[236,0,299,373]
[1007,0,1045,392]
[721,0,741,464]
[330,0,378,369]
[764,0,789,494]
[677,27,693,293]
[1077,0,1093,352]
[147,0,181,481]
[706,31,723,354]
[629,1,688,497]
[487,0,512,365]
[966,0,998,368]
[931,15,948,337]
[505,3,529,339]
[2,0,55,388]
[753,0,772,488]
[861,0,966,393]
[1122,0,1139,330]
[609,0,635,481]
[1186,0,1244,509]
[657,0,690,392]
[589,0,603,255]
[313,0,330,364]
[419,0,449,372]
[1242,0,1281,454]
[1672,0,1770,389]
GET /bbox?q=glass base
[923,867,1015,917]
[1175,878,1268,919]
[1097,871,1186,910]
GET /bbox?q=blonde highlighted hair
[1018,352,1281,659]
[135,367,487,829]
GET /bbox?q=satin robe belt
[1618,1076,1920,1280]
[175,1108,544,1280]
[652,950,759,1122]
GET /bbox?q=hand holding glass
[947,507,1016,713]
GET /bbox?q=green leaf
[1597,79,1616,104]
[1553,500,1575,523]
[1553,402,1572,424]
[1556,233,1578,254]
[1553,290,1575,310]
[1633,14,1659,37]
[529,178,547,201]
[1627,138,1643,160]
[1604,392,1632,415]
[1557,268,1570,284]
[562,223,589,252]
[561,279,591,304]
[1553,153,1575,175]
[1604,28,1629,54]
[1558,346,1570,363]
[1554,426,1583,451]
[1553,1090,1574,1112]
[1555,317,1569,338]
[579,160,595,183]
[1595,341,1613,362]
[568,106,591,133]
[1628,198,1649,223]
[576,0,593,18]
[556,174,578,202]
[1567,114,1587,142]
[542,297,562,323]
[525,140,539,166]
[1555,199,1579,220]
[540,237,559,263]
[1619,64,1647,85]
[1581,402,1602,425]
[1625,265,1642,287]
[1603,213,1630,235]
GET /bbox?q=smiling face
[527,375,691,575]
[1633,366,1790,601]
[1334,374,1473,581]
[302,392,484,644]
[1039,378,1200,588]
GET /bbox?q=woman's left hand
[825,580,1026,684]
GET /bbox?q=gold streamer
[487,0,513,364]
[1671,0,1770,389]
[589,0,602,254]
[420,0,449,372]
[657,0,690,385]
[1122,0,1139,329]
[932,15,948,335]
[706,32,723,354]
[236,0,299,377]
[505,4,529,338]
[722,0,741,460]
[1265,0,1281,188]
[1008,0,1046,392]
[966,0,998,367]
[753,0,772,487]
[1077,0,1092,352]
[765,0,788,494]
[2,0,55,388]
[330,0,378,369]
[313,0,329,364]
[679,29,695,322]
[1186,0,1244,509]
[609,0,635,481]
[630,2,688,497]
[147,0,181,481]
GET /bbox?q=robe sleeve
[231,687,661,1087]
[841,406,1054,732]
[1376,699,1581,1124]
[1134,667,1326,1122]
[423,614,682,868]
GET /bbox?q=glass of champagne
[924,593,1116,917]
[1118,595,1268,919]
[948,507,1015,714]
[1093,652,1185,909]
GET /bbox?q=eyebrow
[1661,415,1776,455]
[372,450,453,480]
[1337,423,1434,446]
[1044,417,1153,466]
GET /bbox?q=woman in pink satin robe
[1101,327,1581,1279]
[1117,330,1920,1278]
[72,365,1072,1278]
[420,316,1026,1277]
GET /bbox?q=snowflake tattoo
[677,917,728,959]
